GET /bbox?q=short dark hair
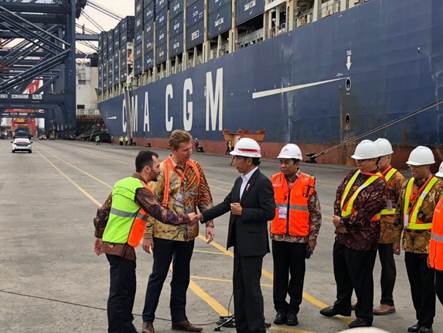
[235,156,261,166]
[135,150,159,172]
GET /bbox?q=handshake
[187,212,203,224]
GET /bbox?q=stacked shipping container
[186,0,204,49]
[144,0,155,71]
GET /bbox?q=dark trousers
[405,252,436,328]
[106,254,138,333]
[142,238,194,322]
[272,240,306,315]
[233,253,266,333]
[332,241,377,323]
[377,243,396,306]
[436,270,443,305]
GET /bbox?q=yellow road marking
[270,326,315,333]
[37,150,229,317]
[190,275,273,288]
[41,144,349,325]
[193,249,226,256]
[196,237,352,324]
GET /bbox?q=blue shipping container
[144,49,154,71]
[186,0,204,26]
[170,15,183,36]
[186,20,204,49]
[135,42,143,59]
[135,15,143,31]
[208,4,231,39]
[144,21,154,50]
[135,56,143,76]
[135,29,143,45]
[155,43,167,65]
[155,0,168,10]
[208,0,230,13]
[156,24,167,45]
[144,2,155,22]
[169,34,183,58]
[156,6,167,26]
[135,0,143,16]
[143,0,153,7]
[170,0,183,18]
[236,0,264,25]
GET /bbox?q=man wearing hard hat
[320,140,388,329]
[198,138,276,333]
[270,144,322,327]
[372,139,406,316]
[429,162,443,306]
[399,146,443,333]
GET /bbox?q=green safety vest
[403,176,439,230]
[102,177,147,244]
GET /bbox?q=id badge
[278,207,288,219]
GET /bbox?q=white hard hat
[374,138,394,156]
[436,162,443,177]
[406,146,435,166]
[351,140,380,160]
[277,143,303,160]
[230,138,262,158]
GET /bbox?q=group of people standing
[320,139,443,333]
[93,129,443,333]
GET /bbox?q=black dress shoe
[348,318,372,328]
[286,313,298,326]
[319,306,351,317]
[408,323,420,332]
[273,312,287,325]
[418,327,433,333]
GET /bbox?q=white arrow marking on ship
[346,55,352,71]
[252,77,346,99]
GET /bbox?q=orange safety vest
[161,157,200,207]
[429,197,443,271]
[340,169,383,222]
[270,172,315,237]
[127,208,150,247]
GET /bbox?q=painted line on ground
[41,143,347,325]
[37,150,229,317]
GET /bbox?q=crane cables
[86,0,122,21]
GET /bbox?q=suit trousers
[405,252,435,328]
[272,240,307,315]
[106,254,138,333]
[233,253,266,333]
[436,270,443,305]
[332,241,377,323]
[142,238,194,322]
[377,243,396,306]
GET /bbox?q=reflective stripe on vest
[380,167,398,216]
[270,172,315,237]
[429,197,443,271]
[340,170,381,219]
[161,157,201,207]
[403,176,439,230]
[102,177,148,246]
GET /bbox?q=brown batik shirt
[379,167,405,245]
[145,157,214,241]
[399,177,443,254]
[93,174,190,260]
[334,169,388,251]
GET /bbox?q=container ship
[97,0,443,165]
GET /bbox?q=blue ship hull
[99,0,443,162]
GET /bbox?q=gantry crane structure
[0,0,88,133]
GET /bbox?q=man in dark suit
[197,138,275,333]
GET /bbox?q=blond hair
[169,130,192,150]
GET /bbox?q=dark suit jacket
[202,168,275,256]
